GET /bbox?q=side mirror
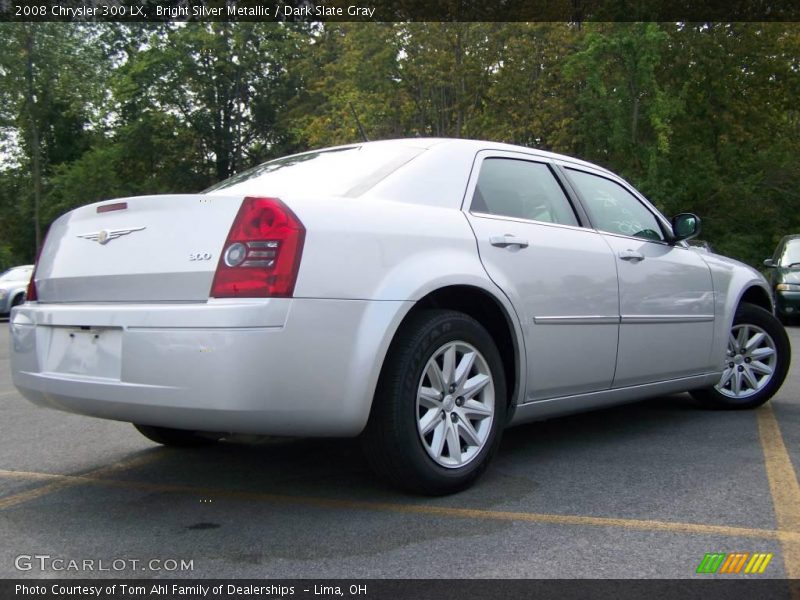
[671,213,701,242]
[763,259,776,268]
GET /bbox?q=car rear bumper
[9,298,410,436]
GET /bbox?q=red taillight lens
[210,197,305,298]
[26,269,37,302]
[97,201,128,213]
[26,243,44,302]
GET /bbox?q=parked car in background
[764,234,800,324]
[0,265,33,316]
[8,139,792,494]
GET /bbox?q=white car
[0,265,34,315]
[9,139,791,494]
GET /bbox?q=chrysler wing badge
[77,226,146,245]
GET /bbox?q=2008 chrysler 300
[10,138,791,494]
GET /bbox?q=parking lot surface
[1,320,798,579]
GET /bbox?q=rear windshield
[205,144,424,198]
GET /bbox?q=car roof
[299,137,615,176]
[424,138,614,174]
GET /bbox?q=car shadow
[104,392,723,503]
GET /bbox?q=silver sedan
[9,139,791,494]
[0,265,33,316]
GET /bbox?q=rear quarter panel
[291,196,495,301]
[283,185,526,412]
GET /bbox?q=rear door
[464,151,620,401]
[562,166,715,386]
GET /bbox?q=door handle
[618,249,645,262]
[490,234,529,248]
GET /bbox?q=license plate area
[44,327,123,380]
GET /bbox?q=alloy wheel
[415,341,495,468]
[716,323,778,399]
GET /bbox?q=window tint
[471,158,578,226]
[567,169,665,242]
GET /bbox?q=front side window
[566,169,665,242]
[471,158,578,226]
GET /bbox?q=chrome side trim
[533,315,620,325]
[620,314,715,324]
[508,372,720,425]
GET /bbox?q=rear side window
[206,144,424,198]
[566,169,666,242]
[471,158,579,226]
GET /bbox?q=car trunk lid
[35,194,242,302]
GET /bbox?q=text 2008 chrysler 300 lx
[10,139,791,494]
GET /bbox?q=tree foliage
[1,22,799,270]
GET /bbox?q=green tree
[655,23,800,263]
[564,23,681,182]
[0,23,104,255]
[115,23,304,183]
[291,23,408,146]
[1,22,799,269]
[476,23,581,150]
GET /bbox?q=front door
[563,166,715,387]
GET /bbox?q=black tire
[361,309,507,495]
[134,424,220,447]
[690,303,790,409]
[11,293,25,308]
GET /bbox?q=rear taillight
[210,197,305,298]
[26,269,37,302]
[26,242,44,302]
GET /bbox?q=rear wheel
[362,309,507,495]
[690,303,790,409]
[134,424,220,447]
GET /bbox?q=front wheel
[690,303,790,409]
[362,309,507,495]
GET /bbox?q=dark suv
[765,234,800,324]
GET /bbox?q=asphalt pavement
[0,319,797,579]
